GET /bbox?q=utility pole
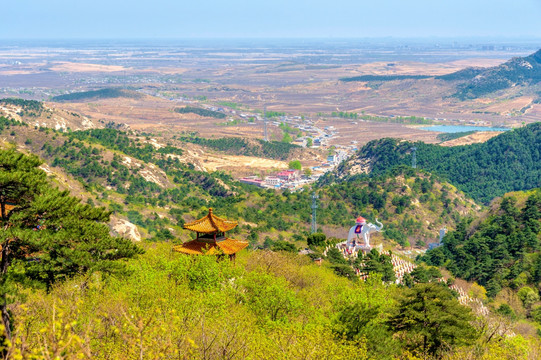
[411,147,417,169]
[263,106,269,142]
[311,192,319,233]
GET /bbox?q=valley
[0,39,540,359]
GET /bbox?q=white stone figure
[347,216,383,250]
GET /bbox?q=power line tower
[411,147,417,169]
[311,192,319,233]
[263,106,269,142]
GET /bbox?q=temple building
[173,208,248,260]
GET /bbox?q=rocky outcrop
[111,217,141,242]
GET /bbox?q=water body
[419,125,510,133]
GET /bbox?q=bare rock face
[111,217,141,242]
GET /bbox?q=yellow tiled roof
[173,238,249,255]
[183,208,238,233]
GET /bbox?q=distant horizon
[1,36,540,44]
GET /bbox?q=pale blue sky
[2,0,540,39]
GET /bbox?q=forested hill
[438,48,541,99]
[329,122,541,204]
[420,189,541,300]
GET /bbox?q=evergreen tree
[388,283,478,357]
[0,149,142,340]
[362,249,396,283]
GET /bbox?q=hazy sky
[3,0,541,39]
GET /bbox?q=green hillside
[330,122,541,204]
[421,189,541,297]
[420,189,541,335]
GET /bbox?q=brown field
[484,97,534,114]
[191,152,288,174]
[52,95,443,147]
[1,46,538,150]
[49,62,128,73]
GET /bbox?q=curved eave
[173,238,248,255]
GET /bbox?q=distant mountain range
[438,48,541,99]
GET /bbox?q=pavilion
[173,208,248,260]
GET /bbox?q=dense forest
[332,122,541,204]
[421,190,541,321]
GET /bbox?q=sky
[2,0,541,39]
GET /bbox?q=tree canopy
[420,191,541,297]
[0,149,143,339]
[388,283,478,357]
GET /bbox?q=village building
[275,169,300,182]
[264,176,281,187]
[173,208,248,261]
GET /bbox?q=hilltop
[329,122,541,204]
[439,48,541,99]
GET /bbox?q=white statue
[347,216,383,250]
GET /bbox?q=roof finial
[209,208,213,214]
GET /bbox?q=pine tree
[0,149,143,340]
[388,282,478,357]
